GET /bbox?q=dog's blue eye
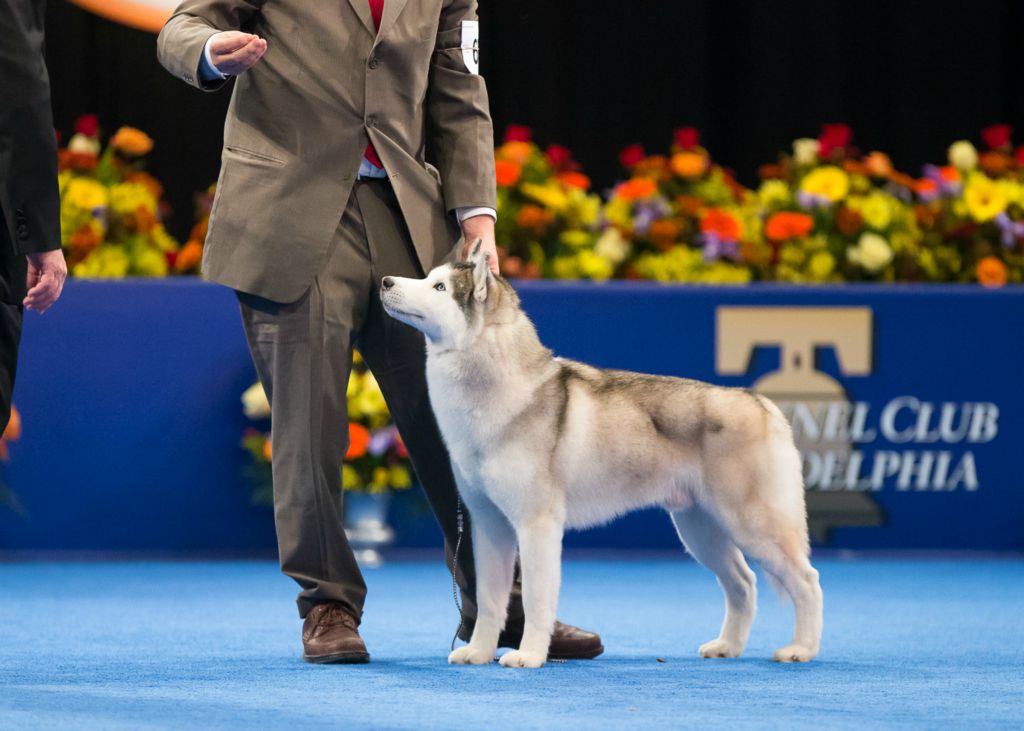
[434,282,446,291]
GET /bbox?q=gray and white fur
[380,240,823,669]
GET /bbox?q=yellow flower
[800,166,850,202]
[757,179,791,210]
[342,464,361,490]
[72,245,130,278]
[947,140,979,171]
[132,247,169,277]
[963,174,1008,223]
[576,250,614,281]
[109,182,157,217]
[521,182,569,212]
[808,251,837,281]
[550,256,579,279]
[793,138,820,166]
[559,230,592,249]
[65,178,108,211]
[603,197,633,230]
[593,228,631,265]
[371,466,391,492]
[389,465,412,489]
[851,192,894,230]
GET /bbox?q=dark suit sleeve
[2,100,61,256]
[156,0,265,91]
[426,0,497,213]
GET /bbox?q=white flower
[793,138,820,167]
[848,232,893,273]
[68,132,101,156]
[593,227,631,265]
[242,382,271,419]
[947,140,979,171]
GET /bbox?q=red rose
[982,124,1013,150]
[545,144,573,169]
[818,123,852,156]
[1016,145,1024,166]
[504,124,533,143]
[619,143,645,168]
[674,127,700,149]
[75,114,99,138]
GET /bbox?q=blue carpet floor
[1,557,1022,730]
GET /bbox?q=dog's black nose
[381,276,395,290]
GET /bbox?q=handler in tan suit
[158,0,602,663]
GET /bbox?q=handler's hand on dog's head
[209,32,267,76]
[460,215,500,274]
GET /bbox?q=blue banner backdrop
[2,280,1021,553]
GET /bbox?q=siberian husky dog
[380,241,823,669]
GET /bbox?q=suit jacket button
[367,116,377,127]
[18,227,30,240]
[368,57,379,69]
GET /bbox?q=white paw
[498,649,546,669]
[448,645,496,665]
[698,638,743,659]
[772,644,816,663]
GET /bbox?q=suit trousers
[0,301,21,434]
[237,179,524,626]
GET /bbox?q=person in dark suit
[0,0,68,433]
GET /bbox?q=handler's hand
[460,215,500,274]
[24,249,67,314]
[208,32,267,76]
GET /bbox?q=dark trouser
[0,301,22,434]
[237,179,523,626]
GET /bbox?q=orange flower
[125,171,163,200]
[836,206,865,236]
[670,152,708,179]
[675,195,703,217]
[262,438,272,462]
[699,208,742,241]
[69,225,102,252]
[938,166,961,183]
[649,219,681,250]
[979,151,1010,177]
[976,256,1008,288]
[2,405,20,443]
[175,240,203,273]
[133,205,156,233]
[842,160,869,176]
[497,141,533,165]
[515,204,553,230]
[110,126,154,157]
[615,177,658,201]
[764,211,814,242]
[557,171,591,190]
[915,179,939,197]
[495,159,521,187]
[864,152,894,177]
[346,422,371,459]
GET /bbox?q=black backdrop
[44,0,1024,241]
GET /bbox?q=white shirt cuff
[455,206,497,224]
[201,33,229,80]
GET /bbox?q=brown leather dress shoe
[458,619,604,660]
[302,602,370,664]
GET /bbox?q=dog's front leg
[448,496,517,665]
[500,515,563,669]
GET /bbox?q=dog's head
[380,239,517,349]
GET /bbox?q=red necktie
[364,0,385,168]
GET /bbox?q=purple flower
[368,425,398,457]
[995,212,1024,249]
[922,164,962,197]
[797,190,831,209]
[700,233,741,263]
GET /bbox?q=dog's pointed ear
[473,247,492,302]
[466,237,484,264]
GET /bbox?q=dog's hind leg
[670,504,757,659]
[449,494,518,665]
[500,514,564,669]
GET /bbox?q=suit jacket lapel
[376,0,410,44]
[346,0,377,37]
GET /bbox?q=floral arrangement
[241,351,414,505]
[606,127,759,283]
[1,406,24,514]
[492,125,605,279]
[490,122,1023,287]
[58,115,196,277]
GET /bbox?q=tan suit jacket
[158,0,496,302]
